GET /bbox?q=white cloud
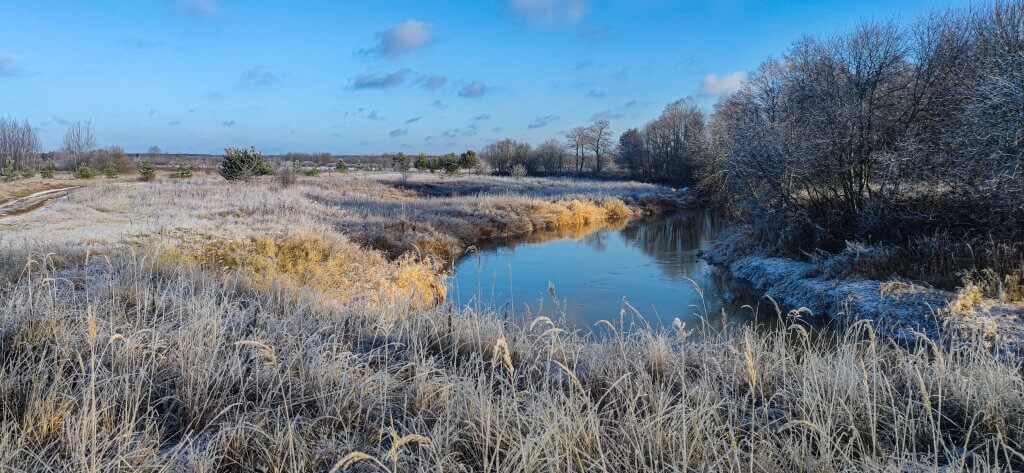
[352,69,410,89]
[177,0,221,18]
[458,81,487,98]
[0,55,22,77]
[367,20,433,58]
[699,71,745,97]
[389,128,409,137]
[239,65,279,87]
[509,0,590,26]
[419,74,447,90]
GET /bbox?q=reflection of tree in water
[582,230,611,252]
[618,210,760,317]
[618,210,721,279]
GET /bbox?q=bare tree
[147,145,162,156]
[482,138,531,175]
[0,117,41,172]
[62,121,96,168]
[565,127,591,174]
[586,120,613,174]
[529,138,568,174]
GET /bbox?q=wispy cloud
[588,110,623,121]
[352,69,410,89]
[458,81,487,98]
[472,114,491,121]
[389,128,408,137]
[585,89,605,98]
[528,114,558,129]
[118,37,163,52]
[508,0,590,26]
[221,120,236,127]
[52,115,70,126]
[366,110,386,121]
[419,74,447,90]
[573,59,594,71]
[0,55,22,77]
[699,71,745,96]
[239,65,280,87]
[176,0,221,19]
[168,120,181,126]
[364,20,433,58]
[405,116,422,124]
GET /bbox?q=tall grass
[1,175,1021,470]
[0,250,1021,470]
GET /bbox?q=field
[1,173,1023,471]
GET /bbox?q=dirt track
[0,187,76,220]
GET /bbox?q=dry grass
[0,251,1021,471]
[1,173,1020,471]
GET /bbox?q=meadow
[0,172,1022,471]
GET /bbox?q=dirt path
[0,187,77,220]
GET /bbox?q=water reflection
[447,210,766,331]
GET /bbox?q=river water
[447,210,771,332]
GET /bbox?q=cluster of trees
[701,1,1024,257]
[476,1,1023,280]
[0,117,41,177]
[482,121,615,176]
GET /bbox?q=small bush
[276,165,297,187]
[170,163,194,179]
[138,160,156,181]
[104,161,119,179]
[511,163,528,179]
[336,160,348,172]
[74,164,98,179]
[40,161,57,179]
[0,163,19,181]
[299,166,319,177]
[20,166,36,179]
[220,146,272,181]
[458,150,480,169]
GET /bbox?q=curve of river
[447,209,776,332]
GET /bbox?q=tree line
[478,0,1023,284]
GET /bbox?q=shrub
[138,160,156,181]
[299,166,319,177]
[458,150,480,169]
[104,161,119,179]
[441,154,461,175]
[40,161,57,179]
[336,160,348,172]
[20,166,36,179]
[170,163,195,179]
[220,146,271,181]
[276,165,297,187]
[74,164,98,179]
[0,163,18,181]
[511,163,528,179]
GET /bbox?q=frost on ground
[703,236,1024,351]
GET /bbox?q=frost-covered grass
[0,251,1021,470]
[1,173,1021,471]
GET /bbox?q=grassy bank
[1,248,1022,470]
[2,174,1022,470]
[1,173,676,306]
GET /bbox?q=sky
[0,0,967,155]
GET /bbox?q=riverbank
[702,231,1024,351]
[1,173,1022,470]
[1,173,682,305]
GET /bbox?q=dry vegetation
[0,173,1022,471]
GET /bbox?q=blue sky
[0,0,965,155]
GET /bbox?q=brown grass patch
[167,230,445,307]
